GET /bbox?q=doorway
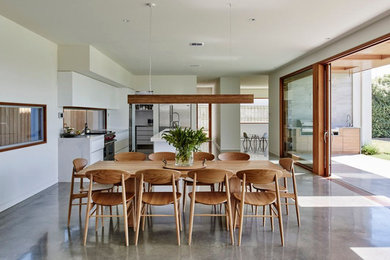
[324,38,390,196]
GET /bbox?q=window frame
[0,102,47,153]
[63,106,107,130]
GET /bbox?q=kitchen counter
[150,129,175,153]
[58,135,104,182]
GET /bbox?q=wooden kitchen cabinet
[331,128,360,154]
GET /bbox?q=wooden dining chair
[83,169,136,246]
[67,158,112,227]
[253,158,300,226]
[135,169,182,245]
[217,152,251,202]
[182,152,215,212]
[115,152,146,161]
[218,152,250,161]
[148,152,175,161]
[193,151,215,161]
[187,168,234,245]
[234,169,284,246]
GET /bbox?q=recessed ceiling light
[122,18,130,23]
[189,64,201,67]
[189,42,205,47]
[249,18,256,22]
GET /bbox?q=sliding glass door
[281,69,314,169]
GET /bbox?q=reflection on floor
[1,166,390,259]
[332,155,390,198]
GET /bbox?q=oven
[103,131,116,161]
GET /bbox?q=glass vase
[175,149,194,166]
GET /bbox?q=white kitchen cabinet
[58,135,104,182]
[58,71,119,109]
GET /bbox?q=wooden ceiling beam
[342,54,390,60]
[128,94,254,104]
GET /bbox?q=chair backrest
[148,152,176,161]
[236,169,282,185]
[115,152,146,162]
[85,169,131,185]
[218,152,250,161]
[279,158,294,172]
[187,168,232,184]
[73,158,88,173]
[193,152,215,161]
[135,169,181,184]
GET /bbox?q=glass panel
[63,108,106,131]
[0,104,45,149]
[282,69,313,168]
[197,104,209,137]
[158,104,191,131]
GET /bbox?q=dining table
[78,159,284,227]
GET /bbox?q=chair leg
[101,206,104,228]
[122,201,129,247]
[188,193,196,245]
[269,205,274,232]
[285,197,289,215]
[132,200,137,232]
[95,205,99,232]
[67,196,73,227]
[276,203,284,246]
[238,201,245,246]
[263,205,266,227]
[225,203,229,231]
[178,200,183,231]
[233,201,238,229]
[83,200,92,246]
[135,201,143,246]
[173,198,180,246]
[295,197,301,227]
[182,181,187,213]
[227,196,234,245]
[142,205,146,231]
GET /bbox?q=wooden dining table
[78,159,284,227]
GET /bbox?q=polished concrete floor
[1,166,390,259]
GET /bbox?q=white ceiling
[0,0,390,78]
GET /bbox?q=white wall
[220,77,241,151]
[269,15,390,156]
[0,15,58,212]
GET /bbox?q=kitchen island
[150,129,175,153]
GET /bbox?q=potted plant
[162,127,208,166]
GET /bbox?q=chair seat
[189,192,227,205]
[252,183,287,192]
[142,192,182,205]
[233,192,276,206]
[92,192,135,206]
[79,183,113,193]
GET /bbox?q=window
[0,102,46,152]
[63,107,106,131]
[240,99,269,123]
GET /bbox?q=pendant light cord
[147,3,154,92]
[229,2,232,68]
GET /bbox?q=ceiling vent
[189,42,205,47]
